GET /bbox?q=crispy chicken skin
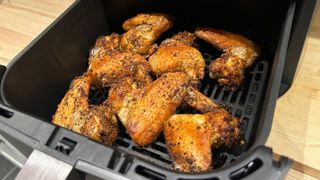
[164,112,240,173]
[89,33,121,65]
[183,86,240,146]
[184,87,240,146]
[121,13,173,56]
[183,86,221,113]
[195,27,260,87]
[52,74,118,144]
[80,104,118,144]
[207,110,240,148]
[164,114,213,172]
[108,77,140,116]
[108,77,148,127]
[125,72,190,146]
[149,32,205,85]
[88,51,152,87]
[94,33,121,51]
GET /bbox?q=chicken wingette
[121,13,173,57]
[195,27,260,87]
[149,32,205,85]
[164,112,240,173]
[52,74,118,144]
[114,72,191,146]
[164,86,240,172]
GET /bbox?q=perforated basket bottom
[104,58,269,170]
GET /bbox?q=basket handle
[229,146,292,180]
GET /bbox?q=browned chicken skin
[89,13,173,59]
[164,114,213,172]
[184,86,240,147]
[107,77,148,127]
[88,51,152,87]
[118,72,191,146]
[52,74,118,144]
[108,73,240,148]
[164,112,240,173]
[89,33,121,65]
[54,33,153,145]
[149,32,205,85]
[121,13,173,57]
[163,86,240,172]
[184,86,221,113]
[207,109,240,149]
[195,27,260,87]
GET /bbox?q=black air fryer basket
[0,0,318,179]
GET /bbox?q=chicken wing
[52,74,118,144]
[195,27,260,87]
[149,32,205,85]
[164,112,240,173]
[121,13,173,57]
[123,72,191,146]
[88,51,152,87]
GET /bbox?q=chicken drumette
[195,27,260,87]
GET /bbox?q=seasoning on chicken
[88,51,152,87]
[164,114,213,172]
[149,32,205,85]
[183,86,221,113]
[164,112,240,173]
[195,27,260,87]
[121,13,173,57]
[121,72,191,146]
[52,74,118,144]
[89,33,121,65]
[183,86,240,146]
[108,77,148,127]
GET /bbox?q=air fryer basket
[1,0,316,179]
